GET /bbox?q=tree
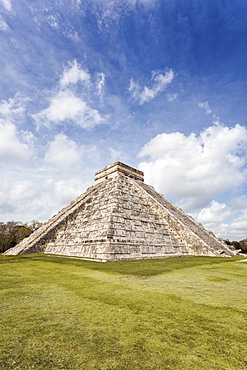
[230,241,241,249]
[26,220,44,232]
[0,220,43,253]
[15,225,33,244]
[239,239,247,253]
[0,221,19,253]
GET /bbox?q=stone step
[133,180,232,256]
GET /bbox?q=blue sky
[0,0,247,240]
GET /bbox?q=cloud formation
[0,16,8,31]
[44,133,82,170]
[0,122,33,162]
[36,89,103,128]
[0,95,26,121]
[34,61,106,129]
[9,181,36,204]
[138,122,247,239]
[129,69,174,104]
[197,199,247,241]
[60,60,90,88]
[0,0,12,12]
[97,72,106,103]
[90,0,156,26]
[138,123,247,212]
[0,96,33,163]
[167,93,178,102]
[197,201,231,227]
[198,101,212,115]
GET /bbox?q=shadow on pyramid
[4,162,234,261]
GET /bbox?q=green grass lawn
[0,254,247,369]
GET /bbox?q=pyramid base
[43,241,214,261]
[45,252,191,262]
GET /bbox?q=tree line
[0,220,43,254]
[224,238,247,253]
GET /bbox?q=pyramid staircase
[4,162,233,261]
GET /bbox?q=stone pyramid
[4,162,233,261]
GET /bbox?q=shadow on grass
[0,254,244,278]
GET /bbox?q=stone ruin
[4,162,234,261]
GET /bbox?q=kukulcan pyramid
[4,162,234,261]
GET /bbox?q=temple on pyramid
[4,162,234,261]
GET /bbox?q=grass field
[0,254,247,370]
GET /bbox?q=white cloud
[125,0,155,5]
[34,61,106,129]
[230,195,247,211]
[197,201,231,227]
[97,72,106,102]
[227,210,247,239]
[128,79,140,100]
[195,200,247,241]
[47,15,59,30]
[129,69,174,104]
[44,133,82,170]
[167,93,178,102]
[138,123,247,212]
[210,212,247,241]
[0,156,96,223]
[9,181,36,204]
[44,134,101,177]
[0,121,33,163]
[198,101,212,115]
[53,179,83,204]
[0,0,12,12]
[0,95,26,121]
[83,144,101,162]
[0,16,8,31]
[91,0,156,25]
[60,60,90,88]
[35,89,103,129]
[109,147,129,163]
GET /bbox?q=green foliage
[231,240,241,249]
[0,220,43,253]
[223,238,247,252]
[0,221,20,253]
[0,255,246,369]
[26,220,44,232]
[224,239,231,245]
[239,239,247,252]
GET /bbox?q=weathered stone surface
[4,162,234,260]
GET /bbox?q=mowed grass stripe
[0,255,246,369]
